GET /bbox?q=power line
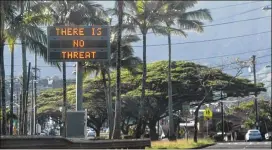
[222,61,271,72]
[183,47,271,61]
[138,16,270,36]
[256,54,271,59]
[241,72,271,78]
[215,5,269,22]
[203,16,271,27]
[132,30,271,47]
[208,1,260,10]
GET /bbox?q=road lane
[205,141,271,149]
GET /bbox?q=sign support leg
[207,120,209,137]
[76,62,83,111]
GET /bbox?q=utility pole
[31,73,34,135]
[252,55,259,130]
[220,90,224,141]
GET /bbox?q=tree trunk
[106,69,113,138]
[9,44,15,135]
[136,5,147,139]
[0,0,6,136]
[148,120,158,141]
[34,46,37,135]
[194,106,201,143]
[167,27,175,141]
[101,69,112,138]
[21,36,28,135]
[95,127,101,137]
[194,98,207,143]
[135,32,147,139]
[112,0,123,139]
[19,93,23,135]
[24,62,31,135]
[0,40,6,135]
[62,62,67,137]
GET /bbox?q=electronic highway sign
[47,26,110,62]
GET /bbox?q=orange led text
[56,28,85,36]
[61,51,96,59]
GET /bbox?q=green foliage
[229,99,272,133]
[37,61,266,133]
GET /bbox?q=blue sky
[3,1,271,83]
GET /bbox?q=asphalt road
[205,141,272,149]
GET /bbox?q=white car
[87,129,96,138]
[245,129,263,142]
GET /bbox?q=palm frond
[83,63,101,79]
[121,56,142,75]
[24,12,53,26]
[121,34,141,44]
[179,9,213,22]
[6,34,16,52]
[170,1,198,12]
[22,24,47,45]
[23,34,61,70]
[177,19,204,33]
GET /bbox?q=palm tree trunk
[21,36,28,135]
[0,41,6,135]
[101,69,112,138]
[24,62,31,135]
[9,44,15,135]
[0,0,7,136]
[167,29,175,140]
[136,5,147,139]
[19,93,23,135]
[106,69,113,138]
[62,62,67,137]
[112,0,123,139]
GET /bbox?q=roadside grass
[147,138,215,149]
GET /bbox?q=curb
[189,143,216,149]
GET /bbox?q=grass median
[147,138,215,149]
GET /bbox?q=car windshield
[250,131,260,135]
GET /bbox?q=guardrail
[0,136,151,149]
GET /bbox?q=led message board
[47,26,110,62]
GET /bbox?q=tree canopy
[37,61,266,137]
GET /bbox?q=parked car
[87,129,96,138]
[245,129,263,142]
[265,132,271,141]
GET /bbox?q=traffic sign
[203,108,213,120]
[47,25,110,62]
[182,103,190,116]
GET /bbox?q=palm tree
[6,35,16,135]
[109,1,178,138]
[3,1,58,135]
[158,1,212,141]
[84,21,141,139]
[1,1,20,135]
